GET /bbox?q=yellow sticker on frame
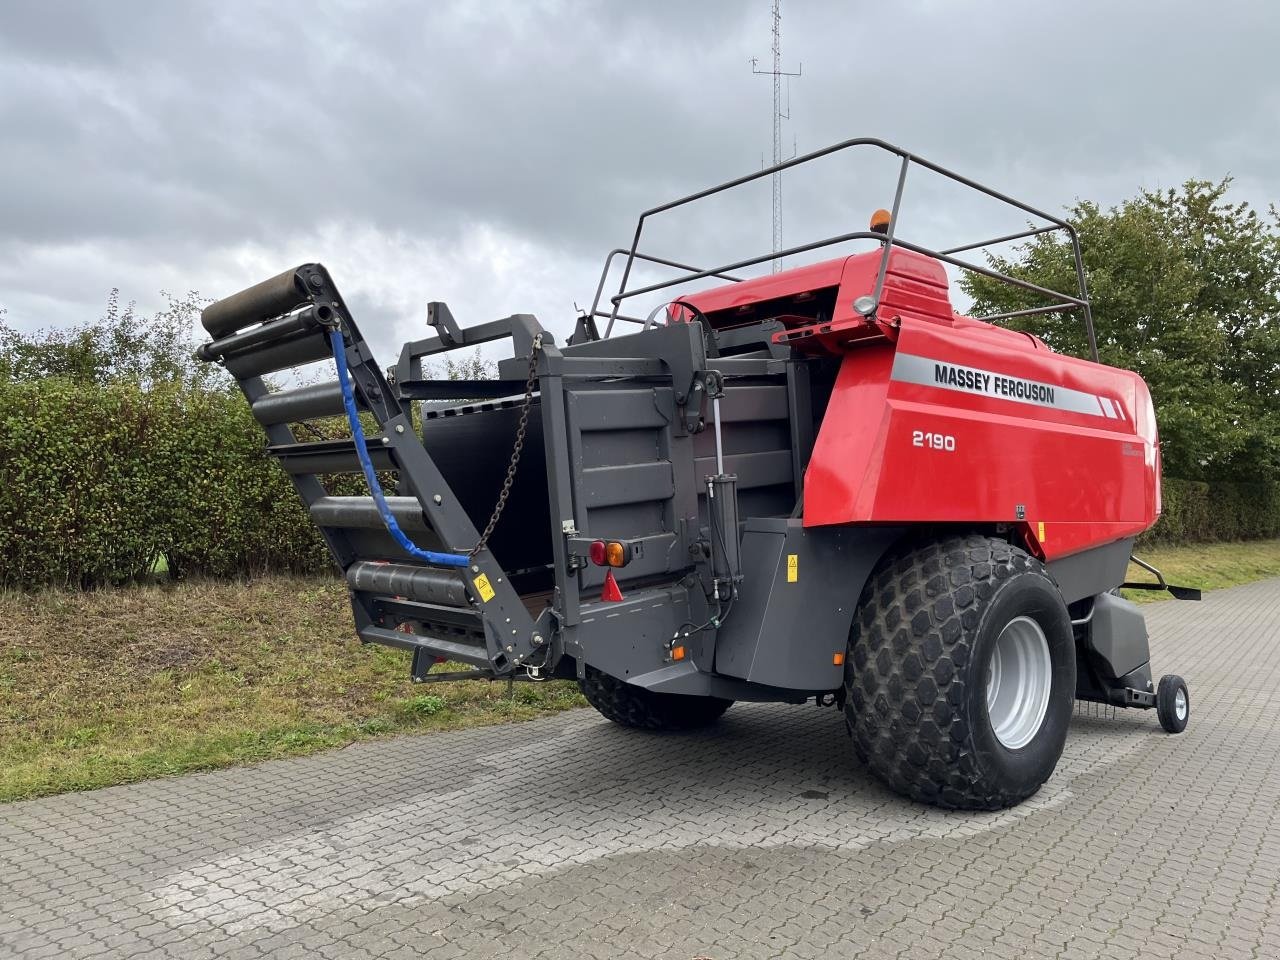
[786,554,799,583]
[473,573,496,602]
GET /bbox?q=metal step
[358,625,493,669]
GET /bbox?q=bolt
[433,494,442,505]
[505,645,514,653]
[395,424,405,434]
[472,565,480,573]
[533,634,544,646]
[309,275,323,288]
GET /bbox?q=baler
[196,138,1194,810]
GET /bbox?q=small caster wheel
[1156,674,1189,734]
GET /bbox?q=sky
[2,0,1278,366]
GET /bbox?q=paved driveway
[4,579,1280,959]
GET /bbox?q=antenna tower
[752,0,801,272]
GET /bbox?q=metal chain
[470,333,543,558]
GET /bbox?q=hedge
[1,378,1277,588]
[1140,477,1280,546]
[0,379,331,588]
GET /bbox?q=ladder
[196,264,548,676]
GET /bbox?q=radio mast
[752,0,801,272]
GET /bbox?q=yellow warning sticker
[473,573,496,602]
[786,553,799,583]
[1037,521,1046,542]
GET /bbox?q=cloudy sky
[2,0,1277,364]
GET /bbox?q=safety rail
[593,136,1098,362]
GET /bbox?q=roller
[201,265,312,339]
[221,330,332,379]
[346,561,471,607]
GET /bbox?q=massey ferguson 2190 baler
[196,138,1194,810]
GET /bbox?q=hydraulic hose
[328,327,471,568]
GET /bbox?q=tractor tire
[844,534,1076,810]
[579,667,733,731]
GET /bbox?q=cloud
[1,0,1277,363]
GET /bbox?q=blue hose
[328,327,471,568]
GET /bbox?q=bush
[1141,477,1280,546]
[0,378,331,588]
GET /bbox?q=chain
[470,333,543,558]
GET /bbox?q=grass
[1123,538,1280,602]
[0,576,584,804]
[3,538,1279,805]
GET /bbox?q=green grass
[0,576,584,804]
[3,538,1279,804]
[1123,538,1280,602]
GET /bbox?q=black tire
[844,535,1076,810]
[579,666,733,731]
[1156,674,1190,733]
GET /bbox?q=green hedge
[0,379,331,588]
[1139,477,1280,546]
[2,378,1278,588]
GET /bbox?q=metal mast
[752,0,801,272]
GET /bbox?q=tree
[0,290,224,390]
[962,179,1280,482]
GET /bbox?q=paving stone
[1,580,1278,958]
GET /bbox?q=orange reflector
[869,208,892,234]
[833,652,845,666]
[605,541,627,567]
[671,645,686,661]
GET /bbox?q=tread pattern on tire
[844,534,1049,810]
[1156,674,1189,733]
[580,667,733,731]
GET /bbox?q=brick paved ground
[3,580,1280,959]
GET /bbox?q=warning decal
[786,554,799,583]
[473,573,496,603]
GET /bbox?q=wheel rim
[1175,688,1188,721]
[985,616,1053,750]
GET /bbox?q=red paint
[678,248,1161,562]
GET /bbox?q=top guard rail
[589,137,1099,362]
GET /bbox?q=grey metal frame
[590,137,1099,362]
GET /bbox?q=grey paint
[1047,537,1135,603]
[1085,592,1152,682]
[715,519,903,692]
[575,585,693,683]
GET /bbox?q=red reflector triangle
[600,568,624,602]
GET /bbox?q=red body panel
[680,250,1161,561]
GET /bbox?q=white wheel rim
[986,616,1053,750]
[1175,688,1188,722]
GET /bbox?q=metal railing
[590,137,1098,361]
